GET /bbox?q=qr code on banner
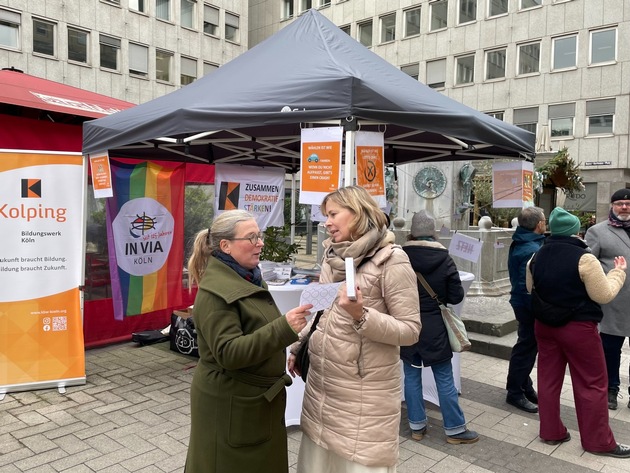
[52,316,67,331]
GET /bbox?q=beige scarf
[323,227,394,282]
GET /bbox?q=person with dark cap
[505,206,546,414]
[401,210,479,445]
[585,189,630,410]
[527,206,630,457]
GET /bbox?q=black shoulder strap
[307,310,324,335]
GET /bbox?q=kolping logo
[130,211,157,238]
[218,182,240,210]
[21,179,41,198]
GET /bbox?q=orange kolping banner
[0,150,85,391]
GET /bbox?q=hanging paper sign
[355,131,386,207]
[310,204,326,222]
[214,163,285,229]
[299,127,343,205]
[492,161,534,208]
[89,151,113,198]
[448,232,482,263]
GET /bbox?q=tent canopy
[83,9,534,170]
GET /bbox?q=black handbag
[294,311,323,382]
[131,330,169,346]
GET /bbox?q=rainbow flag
[106,160,185,319]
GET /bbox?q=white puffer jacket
[296,242,421,467]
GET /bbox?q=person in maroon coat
[528,207,630,458]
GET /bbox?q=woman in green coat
[185,210,313,473]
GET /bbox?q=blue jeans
[403,359,467,436]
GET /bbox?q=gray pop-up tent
[83,9,534,173]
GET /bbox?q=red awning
[0,114,83,151]
[0,69,135,118]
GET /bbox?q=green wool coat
[185,256,299,473]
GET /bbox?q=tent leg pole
[344,129,355,187]
[290,173,296,244]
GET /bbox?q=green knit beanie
[549,207,580,236]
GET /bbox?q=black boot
[608,387,619,410]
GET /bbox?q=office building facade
[0,0,248,104]
[250,0,629,217]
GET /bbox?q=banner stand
[0,376,86,398]
[0,149,87,396]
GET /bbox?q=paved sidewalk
[3,342,630,472]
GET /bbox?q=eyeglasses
[613,202,630,208]
[230,232,265,245]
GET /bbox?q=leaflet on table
[299,282,342,313]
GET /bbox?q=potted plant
[260,225,301,263]
[535,147,585,195]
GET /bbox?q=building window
[99,35,120,70]
[586,98,615,135]
[340,24,350,35]
[520,0,541,10]
[513,107,538,134]
[129,0,146,13]
[590,28,616,65]
[68,27,88,64]
[552,34,577,70]
[517,41,540,75]
[549,103,575,138]
[0,9,20,49]
[320,0,331,6]
[458,0,476,25]
[283,0,294,19]
[427,58,446,88]
[129,42,149,77]
[203,4,219,36]
[301,0,312,12]
[181,56,196,85]
[103,0,120,4]
[33,19,55,56]
[181,0,196,28]
[455,54,475,85]
[430,1,448,31]
[380,13,395,43]
[358,20,372,47]
[488,0,508,17]
[156,49,172,82]
[485,48,506,80]
[401,63,419,80]
[156,0,171,21]
[203,62,218,75]
[225,12,240,42]
[487,111,504,120]
[404,8,420,38]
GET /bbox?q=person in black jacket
[505,206,546,413]
[401,210,479,445]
